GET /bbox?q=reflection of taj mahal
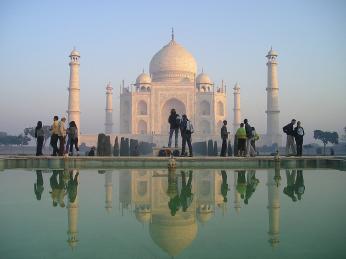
[119,31,227,146]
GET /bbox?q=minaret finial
[171,27,174,41]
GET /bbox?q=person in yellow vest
[236,123,247,157]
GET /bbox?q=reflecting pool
[0,168,345,258]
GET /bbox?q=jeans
[36,136,44,156]
[50,134,59,156]
[286,135,296,155]
[58,136,66,156]
[69,138,79,154]
[181,133,193,156]
[296,140,303,156]
[220,138,227,156]
[168,128,179,147]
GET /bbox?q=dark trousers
[168,128,179,147]
[50,134,59,156]
[237,139,246,156]
[221,138,227,157]
[296,140,303,156]
[58,136,66,156]
[69,138,79,154]
[36,136,44,156]
[181,133,193,156]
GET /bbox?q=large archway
[137,100,148,115]
[138,120,148,134]
[161,98,186,134]
[199,100,211,116]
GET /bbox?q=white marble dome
[70,49,80,57]
[149,39,197,82]
[136,72,151,85]
[196,72,212,85]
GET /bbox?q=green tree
[313,130,339,155]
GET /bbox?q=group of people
[283,119,305,156]
[34,115,79,156]
[168,109,194,157]
[234,119,259,157]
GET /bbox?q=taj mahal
[68,30,281,148]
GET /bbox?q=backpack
[186,121,194,134]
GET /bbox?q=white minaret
[265,47,281,146]
[233,82,241,134]
[67,48,81,134]
[105,82,113,134]
[67,172,79,249]
[105,171,113,213]
[267,168,281,248]
[233,171,241,214]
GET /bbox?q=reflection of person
[167,170,180,216]
[221,170,229,202]
[34,170,44,200]
[294,170,305,200]
[67,170,79,203]
[244,170,260,205]
[180,170,193,212]
[283,170,297,202]
[236,170,247,199]
[50,170,66,207]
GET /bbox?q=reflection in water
[267,166,281,247]
[30,167,303,255]
[283,170,305,202]
[67,169,79,249]
[34,170,44,200]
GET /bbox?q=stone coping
[0,155,345,171]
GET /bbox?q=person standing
[283,119,297,156]
[235,123,247,157]
[58,117,67,156]
[244,119,255,157]
[180,114,193,157]
[294,121,305,156]
[35,121,44,156]
[168,109,181,148]
[67,121,79,156]
[220,120,229,157]
[50,116,59,156]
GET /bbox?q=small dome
[135,211,151,224]
[197,211,213,223]
[70,48,80,57]
[196,72,212,85]
[136,72,151,85]
[266,47,278,57]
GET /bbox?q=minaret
[267,167,281,247]
[265,47,281,146]
[105,171,113,213]
[67,48,81,134]
[233,82,241,134]
[105,82,113,134]
[67,172,79,249]
[233,171,241,214]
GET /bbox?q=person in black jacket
[244,119,255,157]
[180,114,193,157]
[35,121,44,156]
[293,121,304,156]
[283,119,296,156]
[168,109,180,148]
[220,120,229,157]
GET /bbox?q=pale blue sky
[0,0,345,143]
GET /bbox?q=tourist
[180,170,193,212]
[244,170,260,205]
[294,170,305,200]
[67,170,79,203]
[168,109,181,148]
[221,170,229,202]
[283,119,296,156]
[235,123,246,157]
[293,121,304,156]
[50,115,59,156]
[67,121,79,156]
[244,119,255,157]
[58,117,67,156]
[34,170,44,200]
[35,121,44,156]
[88,146,96,156]
[283,170,297,202]
[250,127,259,155]
[180,114,193,157]
[220,120,228,157]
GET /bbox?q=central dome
[149,38,197,82]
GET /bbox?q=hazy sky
[0,0,345,143]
